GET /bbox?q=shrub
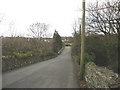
[75,56,80,65]
[6,51,33,59]
[2,37,53,56]
[71,32,81,56]
[52,30,63,53]
[74,53,95,65]
[86,61,96,66]
[7,52,16,56]
[6,51,55,59]
[103,35,118,73]
[71,32,118,74]
[65,43,72,46]
[85,35,108,66]
[84,53,95,64]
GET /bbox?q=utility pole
[80,0,85,80]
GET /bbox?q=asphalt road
[2,47,79,88]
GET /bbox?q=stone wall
[85,64,120,88]
[2,55,56,72]
[2,46,65,72]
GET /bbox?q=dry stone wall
[85,64,120,88]
[2,55,56,72]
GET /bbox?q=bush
[52,30,63,53]
[103,35,118,73]
[85,35,108,66]
[75,56,80,65]
[65,43,72,46]
[86,61,96,66]
[71,33,118,74]
[2,37,53,56]
[74,53,95,65]
[45,52,56,56]
[84,53,95,64]
[6,51,33,59]
[6,51,56,59]
[71,32,81,56]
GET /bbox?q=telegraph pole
[80,0,85,80]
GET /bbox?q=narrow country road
[2,47,79,88]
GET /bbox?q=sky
[0,0,104,37]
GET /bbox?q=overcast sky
[0,0,104,37]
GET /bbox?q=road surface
[2,47,79,88]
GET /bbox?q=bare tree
[86,0,120,35]
[72,20,81,36]
[8,21,17,37]
[28,22,49,39]
[72,21,78,32]
[0,14,4,24]
[27,22,49,53]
